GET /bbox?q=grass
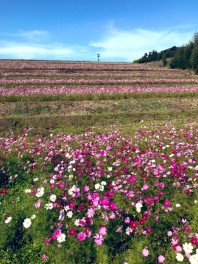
[0,95,197,133]
[1,91,198,103]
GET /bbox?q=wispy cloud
[13,30,50,42]
[0,41,89,60]
[90,26,194,61]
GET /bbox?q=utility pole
[97,54,100,62]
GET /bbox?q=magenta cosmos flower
[130,221,138,229]
[163,200,171,207]
[77,232,86,241]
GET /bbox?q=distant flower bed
[0,126,198,263]
[1,84,198,96]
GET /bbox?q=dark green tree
[183,42,193,69]
[162,54,167,67]
[190,45,198,74]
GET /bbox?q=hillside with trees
[134,33,198,74]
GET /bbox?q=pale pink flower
[142,248,149,257]
[99,226,107,236]
[175,246,182,253]
[94,233,104,245]
[167,231,172,236]
[158,255,165,263]
[87,208,95,218]
[42,254,48,260]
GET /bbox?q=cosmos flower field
[0,60,198,264]
[0,60,198,98]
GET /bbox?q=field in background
[0,60,198,133]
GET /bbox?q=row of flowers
[1,70,194,78]
[0,84,198,96]
[1,78,198,84]
[0,60,175,70]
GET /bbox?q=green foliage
[190,45,198,74]
[162,54,167,67]
[135,46,177,64]
[136,32,198,73]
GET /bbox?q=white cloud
[89,27,194,61]
[0,41,87,60]
[14,30,50,42]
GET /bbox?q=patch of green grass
[0,110,197,133]
[1,91,198,103]
[12,105,51,116]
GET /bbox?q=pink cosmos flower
[146,227,152,233]
[100,196,109,206]
[68,228,76,236]
[130,221,138,229]
[42,254,48,260]
[109,201,116,210]
[50,229,62,240]
[142,184,149,190]
[83,185,89,192]
[87,208,95,218]
[175,246,182,252]
[191,237,198,246]
[94,233,104,245]
[77,232,86,241]
[184,225,191,232]
[158,255,165,263]
[99,226,107,236]
[124,217,130,224]
[44,237,51,246]
[34,198,42,208]
[58,182,65,188]
[142,248,149,257]
[163,200,171,207]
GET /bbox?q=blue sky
[0,0,198,62]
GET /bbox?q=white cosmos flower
[23,218,32,228]
[99,185,104,191]
[35,187,44,197]
[176,253,184,262]
[5,216,12,224]
[183,242,194,254]
[50,194,57,202]
[24,189,31,193]
[65,153,71,158]
[175,203,181,207]
[57,233,66,243]
[67,211,73,218]
[68,189,74,195]
[101,181,107,186]
[135,202,143,213]
[68,185,76,195]
[44,203,53,210]
[189,254,198,264]
[95,183,100,190]
[33,178,39,182]
[74,219,80,226]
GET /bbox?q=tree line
[134,33,198,74]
